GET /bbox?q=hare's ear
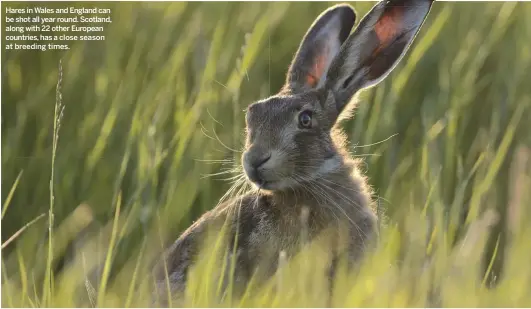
[325,0,434,113]
[283,4,356,94]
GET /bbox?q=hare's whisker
[352,133,398,149]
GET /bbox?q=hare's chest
[230,200,342,286]
[246,203,331,257]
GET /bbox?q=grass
[2,1,531,307]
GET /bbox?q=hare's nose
[250,153,271,169]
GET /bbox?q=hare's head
[243,0,433,191]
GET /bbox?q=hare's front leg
[327,211,378,302]
[152,231,198,307]
[152,207,228,306]
[347,210,378,264]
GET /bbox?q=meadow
[1,1,531,307]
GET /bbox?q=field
[2,1,531,307]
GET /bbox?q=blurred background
[2,1,531,307]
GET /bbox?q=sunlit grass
[2,1,531,307]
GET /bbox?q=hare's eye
[298,111,313,129]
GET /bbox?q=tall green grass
[2,1,531,307]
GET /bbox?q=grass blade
[1,170,23,219]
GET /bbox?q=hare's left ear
[283,4,356,94]
[325,0,434,114]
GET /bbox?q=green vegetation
[2,1,531,307]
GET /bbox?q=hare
[153,0,434,305]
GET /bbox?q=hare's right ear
[325,0,434,115]
[282,4,356,94]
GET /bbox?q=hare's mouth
[249,177,273,190]
[258,180,276,189]
[256,180,269,189]
[244,164,279,190]
[256,181,284,192]
[252,177,294,192]
[247,175,279,191]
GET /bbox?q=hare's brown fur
[154,155,376,301]
[154,0,434,304]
